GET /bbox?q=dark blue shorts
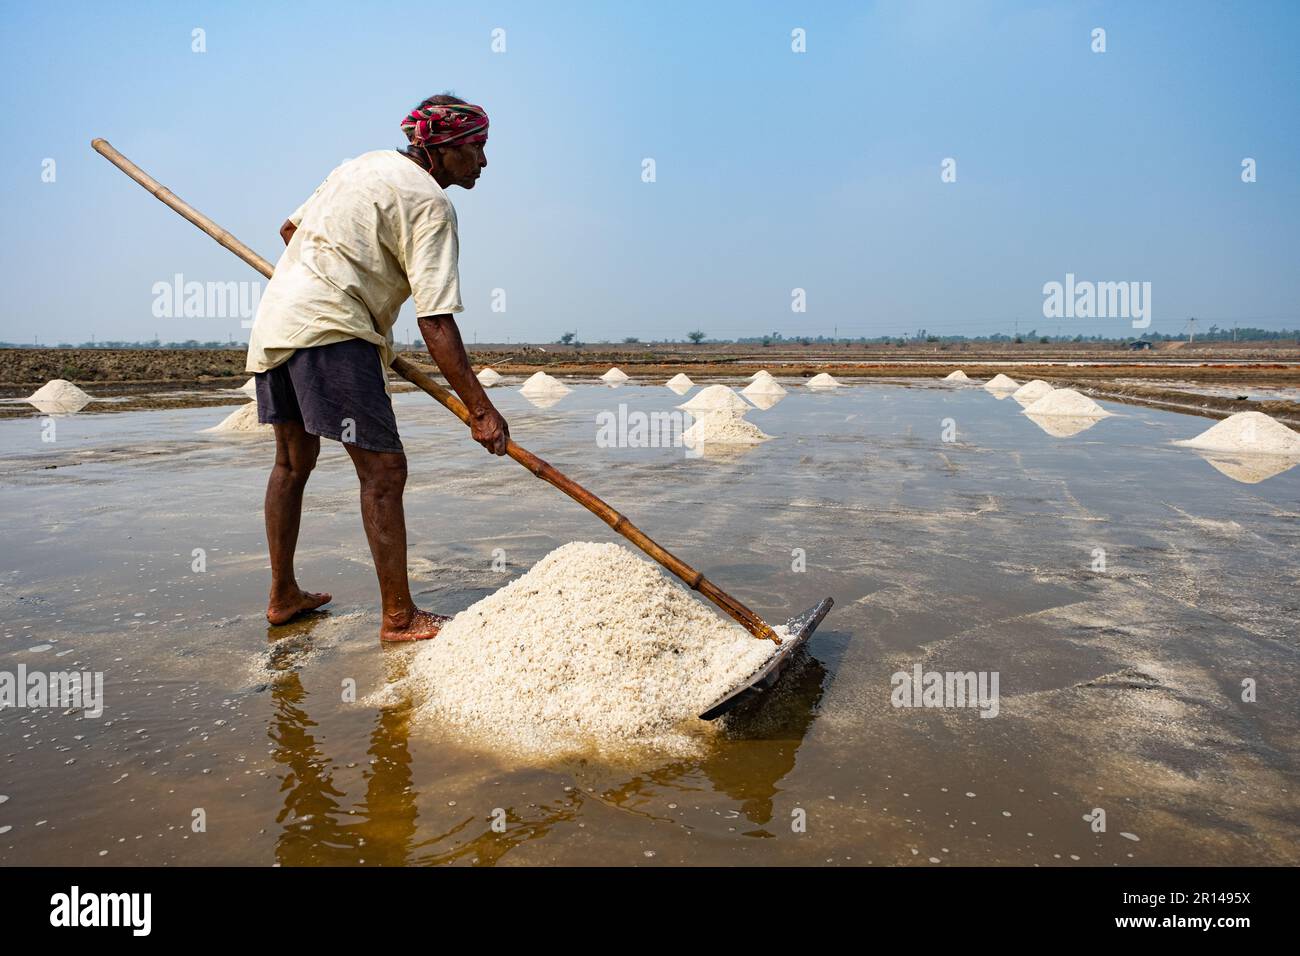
[255,338,404,454]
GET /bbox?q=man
[246,93,508,641]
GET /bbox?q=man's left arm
[418,314,509,456]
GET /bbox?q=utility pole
[1186,317,1197,343]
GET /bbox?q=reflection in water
[265,620,420,866]
[745,391,785,411]
[520,391,567,409]
[28,397,92,414]
[1023,413,1105,438]
[1193,451,1300,484]
[667,382,693,395]
[263,626,827,864]
[984,388,1016,401]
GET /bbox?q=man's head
[401,93,488,190]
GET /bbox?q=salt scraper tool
[91,137,834,720]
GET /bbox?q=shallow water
[1,379,1297,865]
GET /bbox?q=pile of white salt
[683,408,772,447]
[748,369,773,381]
[202,402,272,434]
[476,367,502,386]
[1022,387,1110,418]
[403,542,784,757]
[943,370,970,382]
[27,379,92,413]
[1012,379,1054,404]
[678,384,750,414]
[984,373,1019,391]
[237,376,257,397]
[805,372,843,389]
[600,367,629,384]
[1173,411,1300,455]
[665,372,695,394]
[741,376,787,399]
[519,370,571,397]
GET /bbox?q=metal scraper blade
[698,596,834,720]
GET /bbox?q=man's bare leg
[345,444,447,641]
[265,422,332,624]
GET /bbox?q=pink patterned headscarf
[401,103,489,148]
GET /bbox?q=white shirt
[245,150,463,373]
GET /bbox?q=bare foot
[380,608,452,642]
[266,588,332,626]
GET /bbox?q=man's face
[437,142,487,189]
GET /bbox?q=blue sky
[2,0,1297,345]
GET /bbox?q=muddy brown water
[1,379,1297,865]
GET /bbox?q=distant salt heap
[943,370,969,381]
[477,367,502,386]
[202,402,271,434]
[238,376,257,397]
[1173,412,1300,456]
[404,542,784,757]
[1012,379,1054,404]
[600,367,629,384]
[984,373,1019,391]
[519,370,571,397]
[665,372,695,394]
[748,369,773,381]
[678,384,750,414]
[1022,387,1110,418]
[805,372,843,389]
[684,408,772,447]
[27,379,92,413]
[741,376,787,399]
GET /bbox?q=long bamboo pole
[91,138,780,643]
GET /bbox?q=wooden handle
[91,137,780,643]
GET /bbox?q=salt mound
[943,370,969,381]
[405,542,784,757]
[678,384,750,413]
[1012,379,1054,403]
[665,372,694,394]
[748,369,773,381]
[1173,411,1300,455]
[683,408,772,447]
[741,377,788,399]
[202,402,272,434]
[806,372,843,389]
[600,367,629,384]
[1022,387,1110,418]
[984,373,1019,390]
[476,367,502,386]
[27,379,92,413]
[519,370,571,397]
[238,376,257,397]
